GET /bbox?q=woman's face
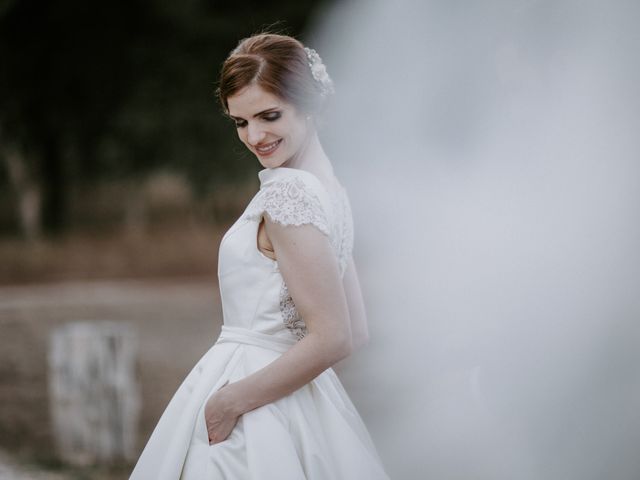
[227,83,310,169]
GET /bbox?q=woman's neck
[284,128,335,184]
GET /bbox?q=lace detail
[243,175,330,236]
[279,281,307,339]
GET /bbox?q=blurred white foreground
[310,1,640,478]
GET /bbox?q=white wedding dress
[130,166,390,479]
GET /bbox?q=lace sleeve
[243,174,331,236]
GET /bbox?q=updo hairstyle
[216,33,331,120]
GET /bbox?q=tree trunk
[2,147,42,242]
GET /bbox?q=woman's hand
[204,381,241,445]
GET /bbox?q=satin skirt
[129,326,390,480]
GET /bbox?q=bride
[130,31,390,479]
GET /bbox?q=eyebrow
[227,107,280,121]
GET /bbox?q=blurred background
[2,0,640,479]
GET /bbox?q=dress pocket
[202,379,231,443]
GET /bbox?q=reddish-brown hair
[216,33,328,117]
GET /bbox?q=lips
[255,139,282,156]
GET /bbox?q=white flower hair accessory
[304,47,335,98]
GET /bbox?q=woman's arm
[205,217,354,443]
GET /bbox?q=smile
[256,139,282,156]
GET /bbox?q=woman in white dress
[130,32,390,479]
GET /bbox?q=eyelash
[234,112,281,128]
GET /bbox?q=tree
[0,0,327,237]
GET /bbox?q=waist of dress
[216,325,297,353]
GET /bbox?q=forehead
[227,83,283,116]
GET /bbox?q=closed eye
[233,111,281,129]
[263,112,281,122]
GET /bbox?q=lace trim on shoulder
[243,175,330,236]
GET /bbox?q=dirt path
[0,449,68,479]
[0,277,221,478]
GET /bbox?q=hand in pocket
[204,380,240,445]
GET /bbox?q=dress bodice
[217,167,354,340]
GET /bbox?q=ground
[0,277,220,479]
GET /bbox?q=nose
[246,122,266,146]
